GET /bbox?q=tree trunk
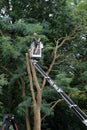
[20,77,31,130]
[34,104,41,130]
[30,60,42,130]
[25,107,31,130]
[26,53,42,130]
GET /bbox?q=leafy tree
[0,17,46,130]
[0,0,87,130]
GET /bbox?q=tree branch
[1,66,13,75]
[26,53,36,104]
[41,35,75,89]
[41,99,63,121]
[30,60,42,106]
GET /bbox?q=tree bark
[26,53,42,130]
[30,60,42,130]
[20,76,31,130]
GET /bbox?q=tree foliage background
[0,0,87,130]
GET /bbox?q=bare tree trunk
[25,107,31,130]
[26,53,42,130]
[20,77,31,130]
[30,60,42,130]
[33,104,41,130]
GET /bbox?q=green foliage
[0,16,45,122]
[55,72,73,93]
[0,74,8,95]
[0,74,8,87]
[1,42,20,59]
[0,74,8,118]
[17,96,32,116]
[41,100,54,116]
[81,71,87,80]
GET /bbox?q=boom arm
[32,60,87,126]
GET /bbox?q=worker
[30,33,43,59]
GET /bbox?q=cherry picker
[30,39,87,126]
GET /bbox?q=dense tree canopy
[0,0,87,130]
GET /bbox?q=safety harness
[1,114,18,130]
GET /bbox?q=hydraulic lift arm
[32,60,87,126]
